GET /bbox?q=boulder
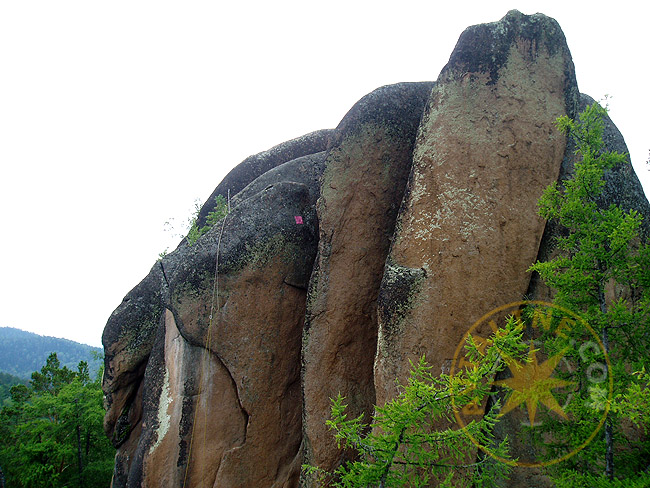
[104,145,324,487]
[196,129,335,229]
[101,10,650,488]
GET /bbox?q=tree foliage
[0,353,115,488]
[304,318,529,488]
[612,368,650,431]
[186,194,229,245]
[529,103,650,483]
[0,371,27,407]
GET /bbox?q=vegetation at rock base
[528,103,650,485]
[303,318,529,488]
[0,353,115,488]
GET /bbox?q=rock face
[374,10,576,403]
[102,10,650,488]
[302,82,434,472]
[106,176,322,487]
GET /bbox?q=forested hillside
[0,353,115,486]
[0,327,102,378]
[0,371,27,406]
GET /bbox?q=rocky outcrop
[302,82,434,473]
[102,10,650,488]
[196,129,335,229]
[104,158,324,487]
[103,263,164,448]
[374,9,576,403]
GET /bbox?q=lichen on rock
[101,10,650,488]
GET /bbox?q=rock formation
[102,10,650,488]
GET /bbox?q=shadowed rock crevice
[102,263,165,446]
[302,81,434,474]
[376,260,426,357]
[159,260,170,288]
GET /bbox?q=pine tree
[303,318,528,488]
[0,353,115,487]
[529,103,650,484]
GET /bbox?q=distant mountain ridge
[0,327,103,379]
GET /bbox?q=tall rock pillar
[375,10,579,404]
[301,82,433,476]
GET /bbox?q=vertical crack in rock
[162,299,250,446]
[302,82,434,476]
[214,350,250,448]
[185,343,249,488]
[159,260,170,289]
[126,310,249,487]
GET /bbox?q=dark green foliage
[552,471,650,488]
[30,353,77,395]
[0,371,28,406]
[0,353,115,488]
[0,327,102,379]
[304,318,529,487]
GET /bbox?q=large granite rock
[102,10,650,488]
[301,81,434,475]
[196,129,335,229]
[103,145,325,487]
[374,9,577,403]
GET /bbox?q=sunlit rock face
[101,10,650,488]
[374,9,576,405]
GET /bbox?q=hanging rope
[180,187,301,486]
[182,196,230,488]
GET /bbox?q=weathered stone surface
[374,10,578,404]
[113,311,246,488]
[102,10,650,488]
[301,81,434,477]
[197,129,335,228]
[102,263,164,446]
[164,181,318,487]
[103,145,324,486]
[230,151,327,209]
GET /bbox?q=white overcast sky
[1,1,648,347]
